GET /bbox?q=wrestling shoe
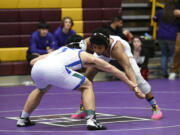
[151,105,163,120]
[17,117,35,127]
[86,115,107,130]
[71,105,86,119]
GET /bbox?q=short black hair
[111,16,123,23]
[38,21,49,29]
[90,28,110,48]
[61,16,74,28]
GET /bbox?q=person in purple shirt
[26,21,56,63]
[54,16,76,49]
[154,0,178,78]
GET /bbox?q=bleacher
[0,0,122,76]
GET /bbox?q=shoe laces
[80,104,85,111]
[87,115,99,126]
[75,105,85,114]
[152,105,160,114]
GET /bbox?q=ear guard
[79,40,87,51]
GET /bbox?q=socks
[21,110,30,118]
[86,110,95,119]
[148,97,157,106]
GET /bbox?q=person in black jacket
[103,16,133,42]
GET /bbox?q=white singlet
[93,35,151,94]
[31,47,85,90]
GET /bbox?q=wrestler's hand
[128,81,145,99]
[133,85,146,99]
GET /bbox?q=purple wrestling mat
[0,78,180,135]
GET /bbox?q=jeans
[158,40,175,76]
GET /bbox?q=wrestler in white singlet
[93,35,151,94]
[31,46,85,90]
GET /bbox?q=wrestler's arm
[111,41,137,85]
[174,9,180,17]
[82,52,133,87]
[30,54,49,66]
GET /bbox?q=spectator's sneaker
[17,117,35,127]
[151,105,163,120]
[169,72,176,80]
[86,115,107,130]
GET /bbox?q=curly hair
[90,28,110,48]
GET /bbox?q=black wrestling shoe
[86,115,107,130]
[17,117,35,127]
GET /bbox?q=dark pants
[158,40,175,76]
[26,52,39,64]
